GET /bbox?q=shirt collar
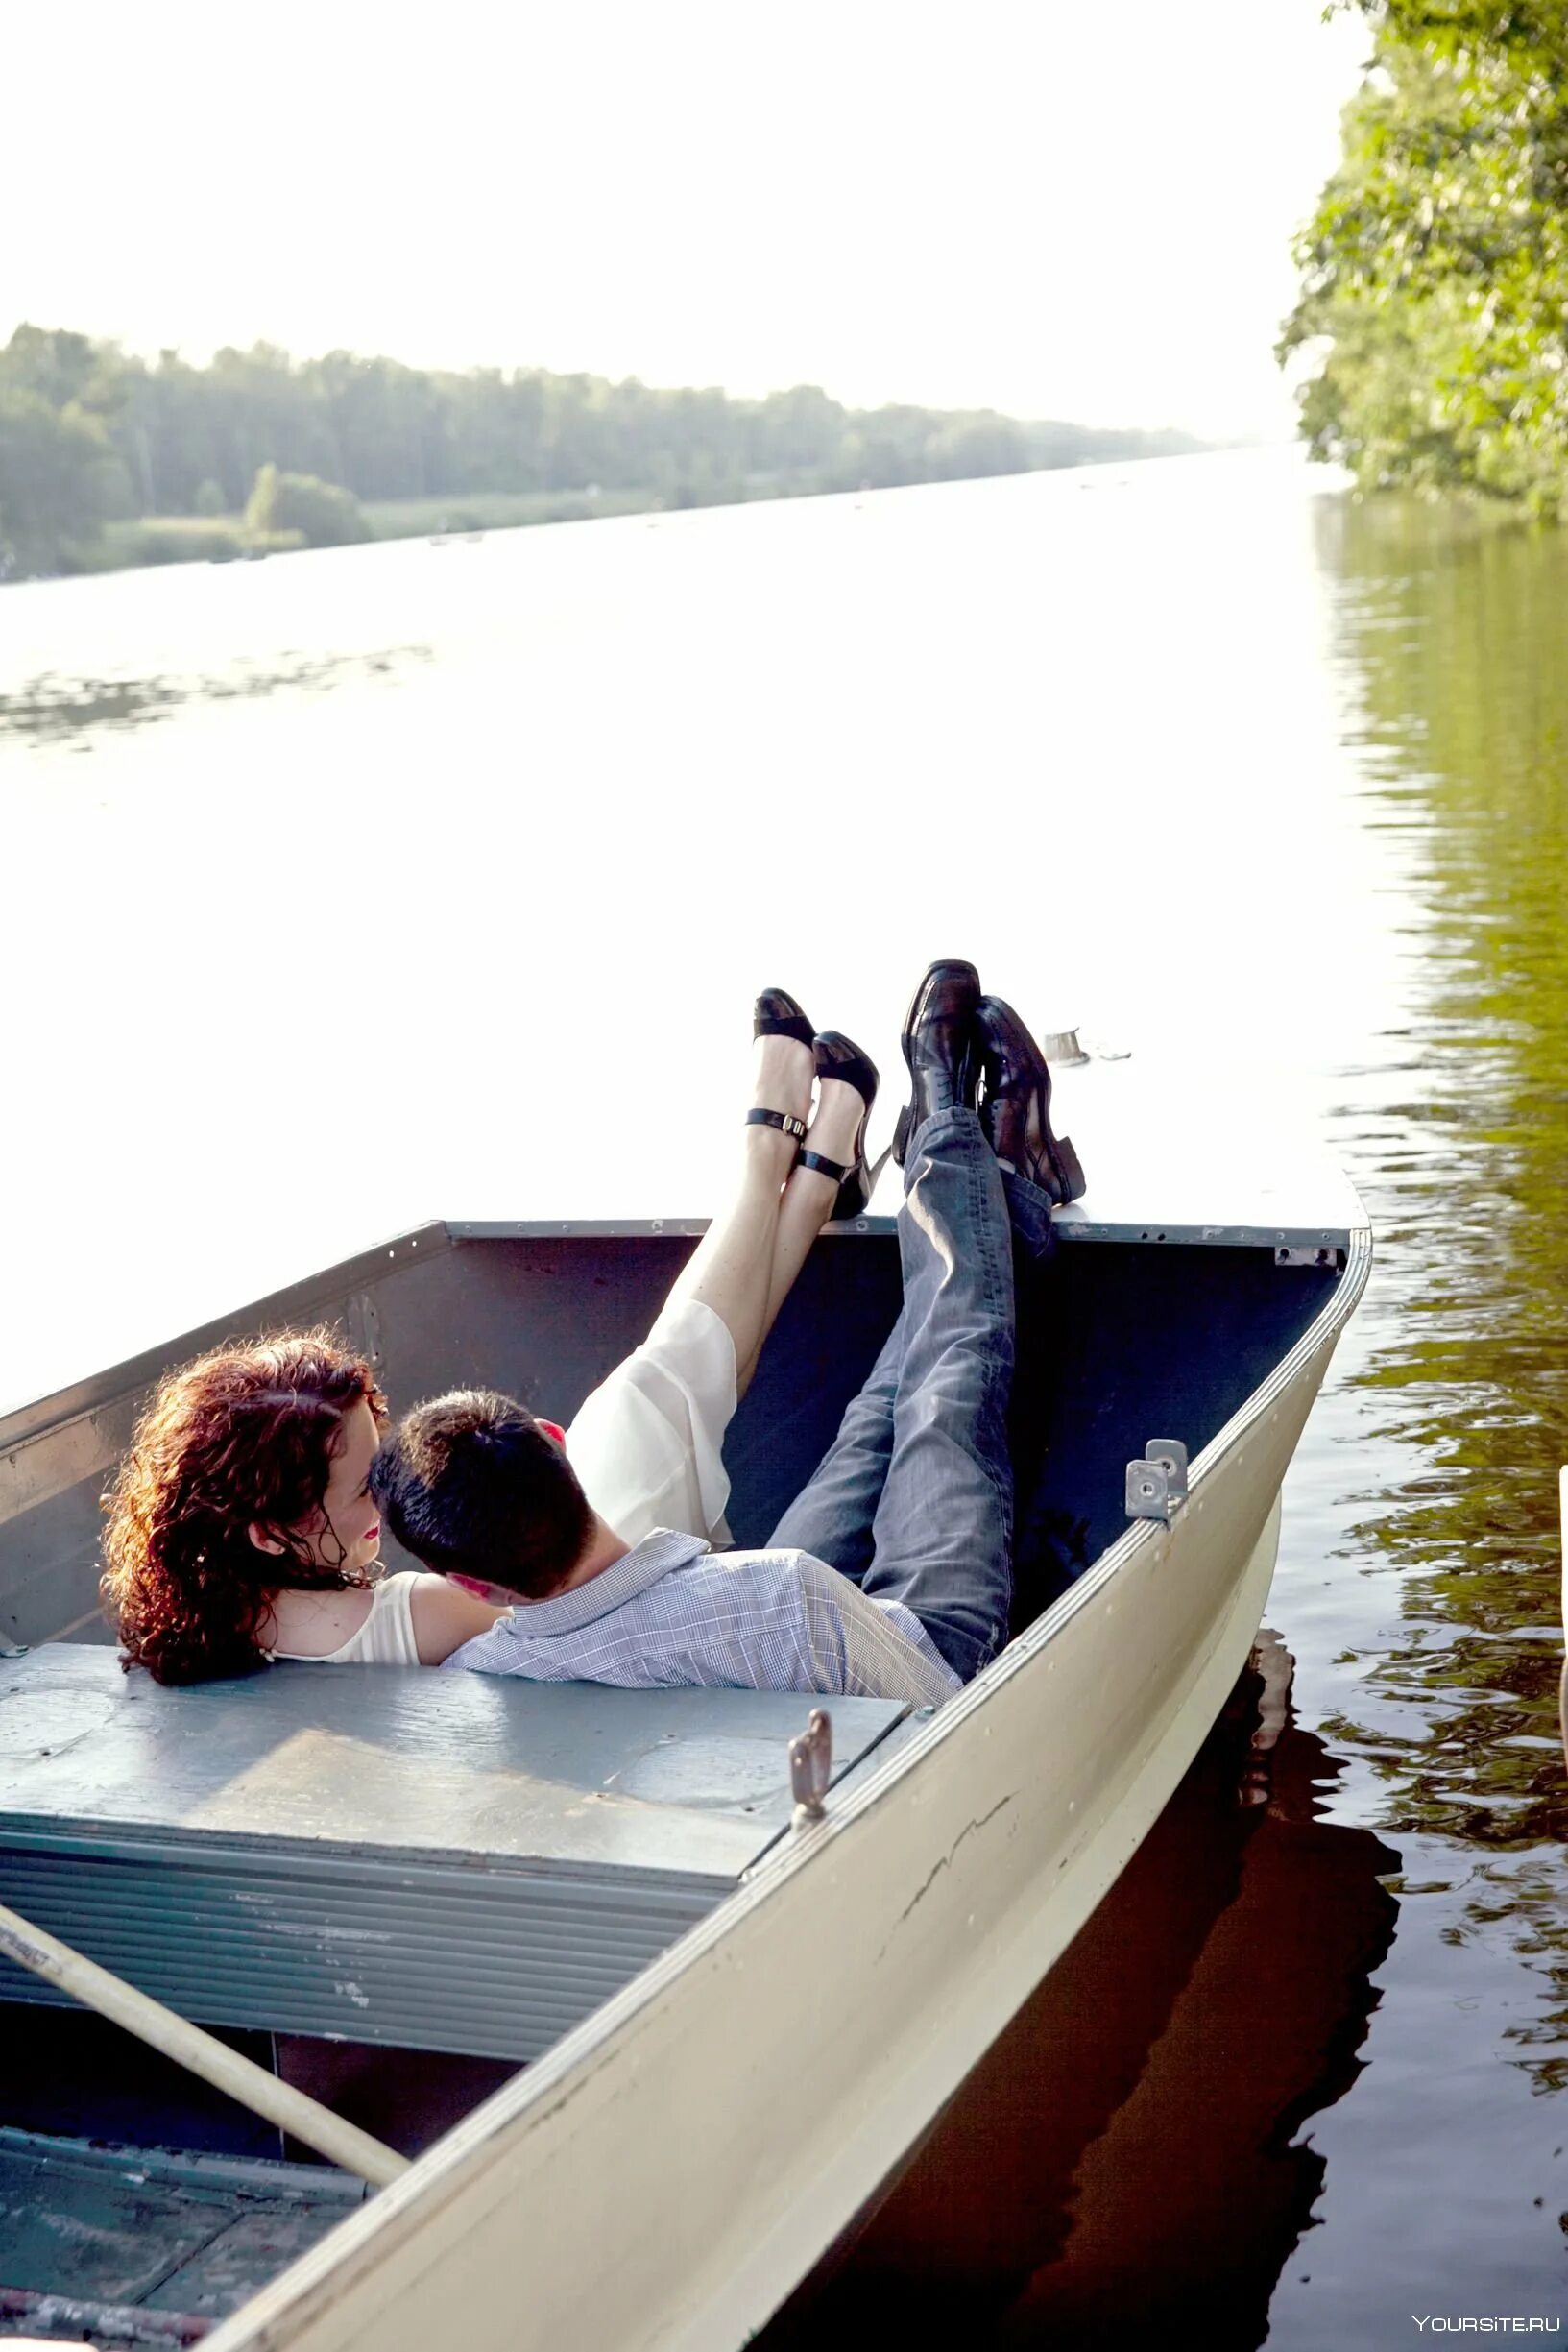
[497,1529,710,1634]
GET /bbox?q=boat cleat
[1125,1438,1190,1522]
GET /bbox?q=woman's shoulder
[266,1584,376,1659]
[406,1573,511,1665]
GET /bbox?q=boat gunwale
[0,1223,453,1458]
[0,1211,1359,1505]
[201,1218,1374,2331]
[446,1218,1362,1248]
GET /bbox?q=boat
[0,1047,1369,2349]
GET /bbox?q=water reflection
[760,1638,1398,2347]
[0,644,431,749]
[2,460,1564,2321]
[1310,502,1568,2060]
[761,483,1568,2318]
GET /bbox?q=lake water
[3,450,1566,2340]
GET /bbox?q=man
[371,963,1082,1706]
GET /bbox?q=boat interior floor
[0,2124,367,2341]
[1,2011,514,2339]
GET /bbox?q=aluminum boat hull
[203,1227,1368,2352]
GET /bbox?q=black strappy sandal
[753,986,816,1050]
[746,986,814,1152]
[800,1031,885,1220]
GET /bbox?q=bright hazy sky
[6,1,1368,439]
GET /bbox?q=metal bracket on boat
[789,1708,832,1829]
[1126,1438,1190,1522]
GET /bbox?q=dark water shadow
[0,645,431,751]
[758,1637,1399,2351]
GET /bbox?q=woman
[101,992,880,1685]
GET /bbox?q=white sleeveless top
[271,1572,422,1667]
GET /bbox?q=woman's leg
[734,1075,867,1395]
[569,1030,864,1549]
[661,1033,810,1397]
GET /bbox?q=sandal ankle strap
[798,1147,851,1184]
[746,1107,808,1142]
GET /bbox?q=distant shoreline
[94,453,1247,576]
[0,324,1218,583]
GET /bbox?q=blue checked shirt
[441,1529,961,1706]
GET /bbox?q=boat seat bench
[0,1647,915,2062]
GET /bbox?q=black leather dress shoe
[895,959,983,1161]
[975,994,1087,1204]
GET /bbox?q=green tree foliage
[0,322,1206,578]
[0,324,135,573]
[1282,3,1568,511]
[243,462,369,548]
[0,386,123,575]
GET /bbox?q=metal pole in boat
[0,1899,410,2189]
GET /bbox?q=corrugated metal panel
[0,1835,722,2060]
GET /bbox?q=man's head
[370,1391,593,1599]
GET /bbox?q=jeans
[769,1105,1056,1683]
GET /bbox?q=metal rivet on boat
[789,1708,832,1830]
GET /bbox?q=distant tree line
[1283,1,1568,513]
[0,324,1206,578]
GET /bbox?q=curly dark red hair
[101,1329,388,1686]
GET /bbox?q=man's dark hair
[370,1390,593,1599]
